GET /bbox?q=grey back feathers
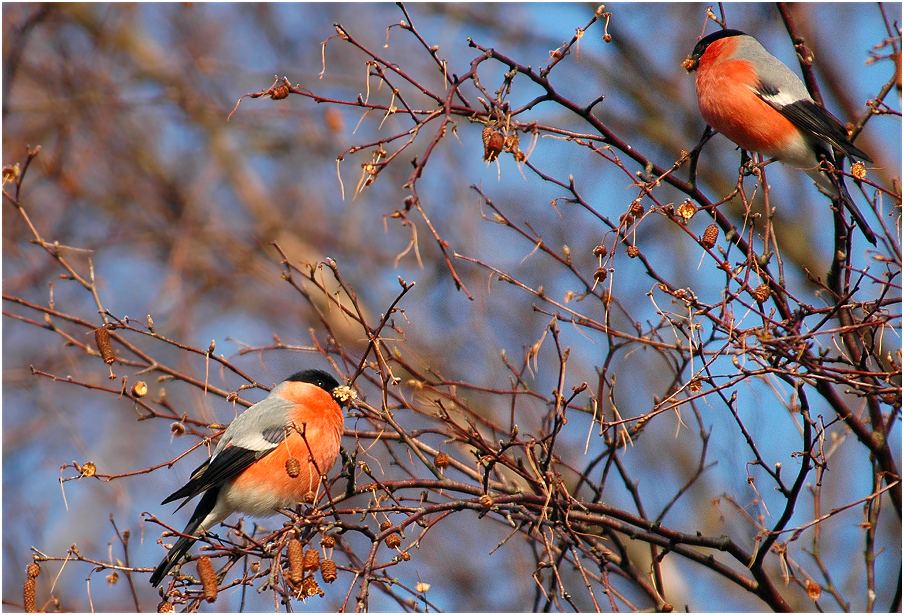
[732,35,811,104]
[213,393,296,455]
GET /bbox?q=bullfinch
[149,369,344,587]
[684,29,877,245]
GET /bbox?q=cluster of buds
[331,385,357,404]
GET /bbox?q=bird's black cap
[690,28,747,59]
[286,369,340,393]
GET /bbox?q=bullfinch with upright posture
[684,29,877,245]
[149,369,345,587]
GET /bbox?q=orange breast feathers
[231,383,344,504]
[695,39,799,157]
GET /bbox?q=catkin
[701,224,719,249]
[94,327,115,364]
[302,548,320,572]
[320,559,337,583]
[23,577,37,613]
[285,457,301,478]
[287,539,304,585]
[197,556,217,603]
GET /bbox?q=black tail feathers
[836,178,878,246]
[149,487,219,587]
[149,533,197,587]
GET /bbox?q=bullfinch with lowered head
[684,29,877,245]
[149,369,345,587]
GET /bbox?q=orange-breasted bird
[684,29,877,245]
[149,369,345,587]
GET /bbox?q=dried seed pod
[701,224,719,249]
[131,381,148,398]
[301,576,324,598]
[400,550,411,561]
[170,422,185,436]
[303,491,316,503]
[626,245,640,258]
[157,600,175,613]
[287,538,303,585]
[433,452,450,469]
[677,200,697,222]
[479,494,494,508]
[197,556,218,603]
[106,571,119,584]
[385,532,402,549]
[482,126,505,162]
[504,133,524,161]
[79,462,97,477]
[751,284,771,303]
[593,267,607,283]
[850,161,867,180]
[94,327,115,364]
[26,563,40,579]
[320,534,336,549]
[592,244,607,258]
[285,457,301,478]
[379,520,392,531]
[271,83,290,100]
[630,201,644,217]
[2,163,21,186]
[23,577,37,613]
[805,578,821,601]
[503,132,520,152]
[302,548,320,572]
[320,559,337,583]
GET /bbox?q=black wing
[161,444,269,507]
[757,87,872,162]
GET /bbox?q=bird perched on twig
[684,29,877,245]
[149,369,347,587]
